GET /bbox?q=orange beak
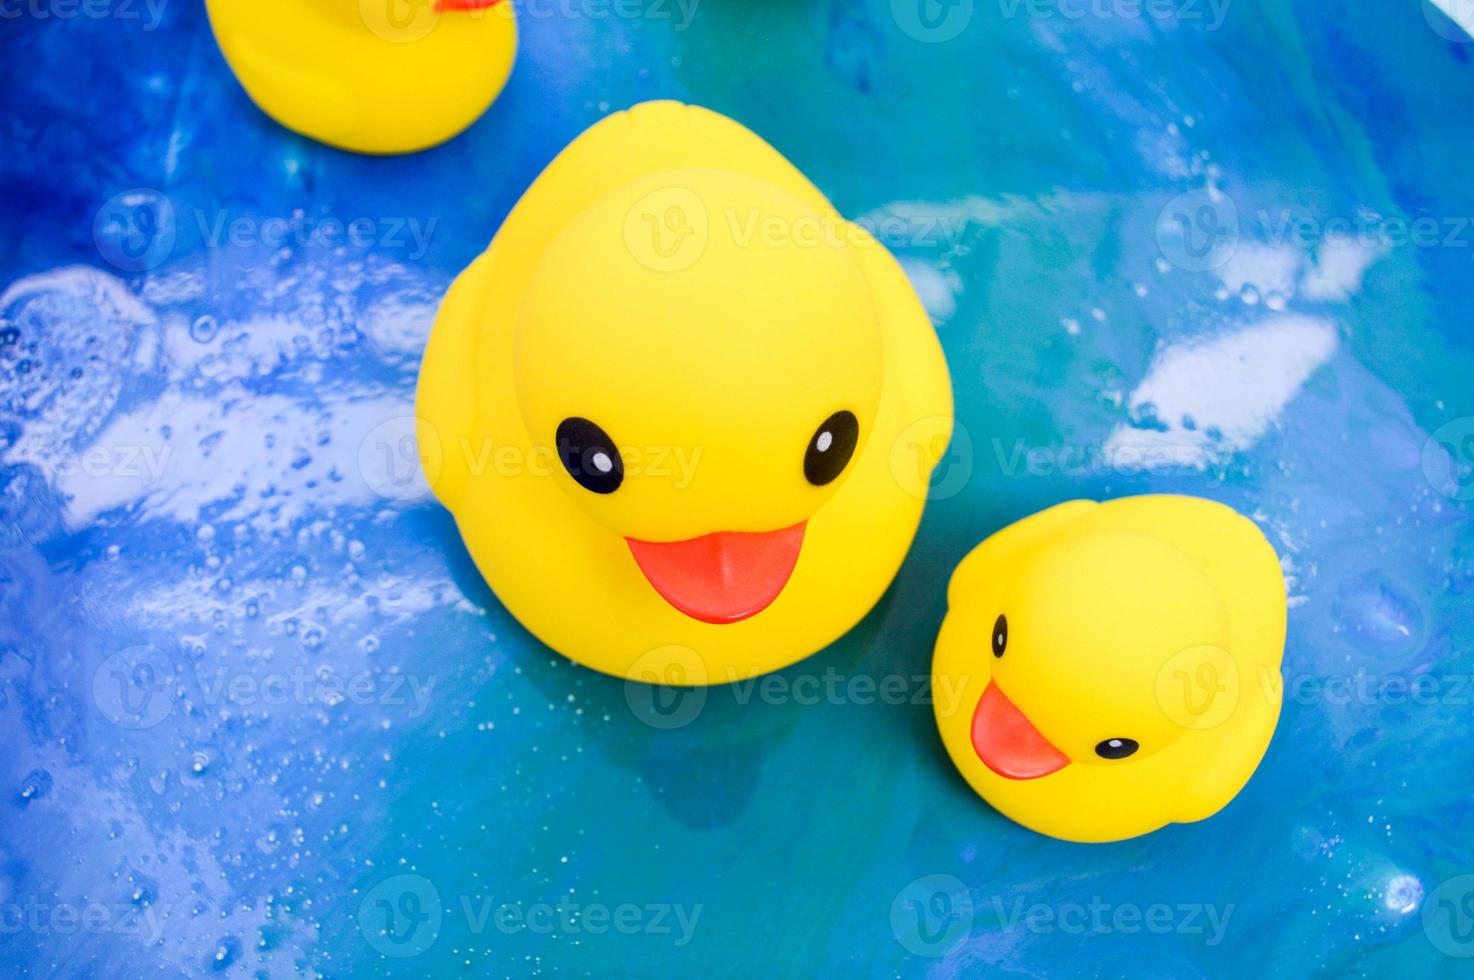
[971,681,1070,780]
[625,524,806,625]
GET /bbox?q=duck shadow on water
[429,505,915,832]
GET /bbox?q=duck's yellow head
[932,497,1285,843]
[512,169,885,624]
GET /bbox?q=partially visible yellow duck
[205,0,516,154]
[932,496,1286,842]
[416,101,953,684]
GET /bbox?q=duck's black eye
[556,417,623,494]
[804,410,859,486]
[991,614,1007,658]
[1095,738,1138,760]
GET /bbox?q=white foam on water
[1217,243,1302,299]
[55,383,421,531]
[899,258,960,321]
[1299,240,1382,302]
[1102,314,1340,469]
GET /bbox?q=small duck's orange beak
[625,523,806,625]
[971,682,1070,780]
[436,0,505,9]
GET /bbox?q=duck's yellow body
[416,101,952,684]
[932,495,1286,842]
[205,0,516,155]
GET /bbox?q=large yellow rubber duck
[932,496,1286,842]
[416,101,953,684]
[205,0,516,154]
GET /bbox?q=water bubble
[209,935,242,972]
[190,315,220,344]
[18,769,52,802]
[1332,573,1423,653]
[1385,874,1423,915]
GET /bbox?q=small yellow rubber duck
[416,101,952,684]
[932,496,1286,842]
[205,0,517,154]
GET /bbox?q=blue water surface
[3,1,1474,976]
